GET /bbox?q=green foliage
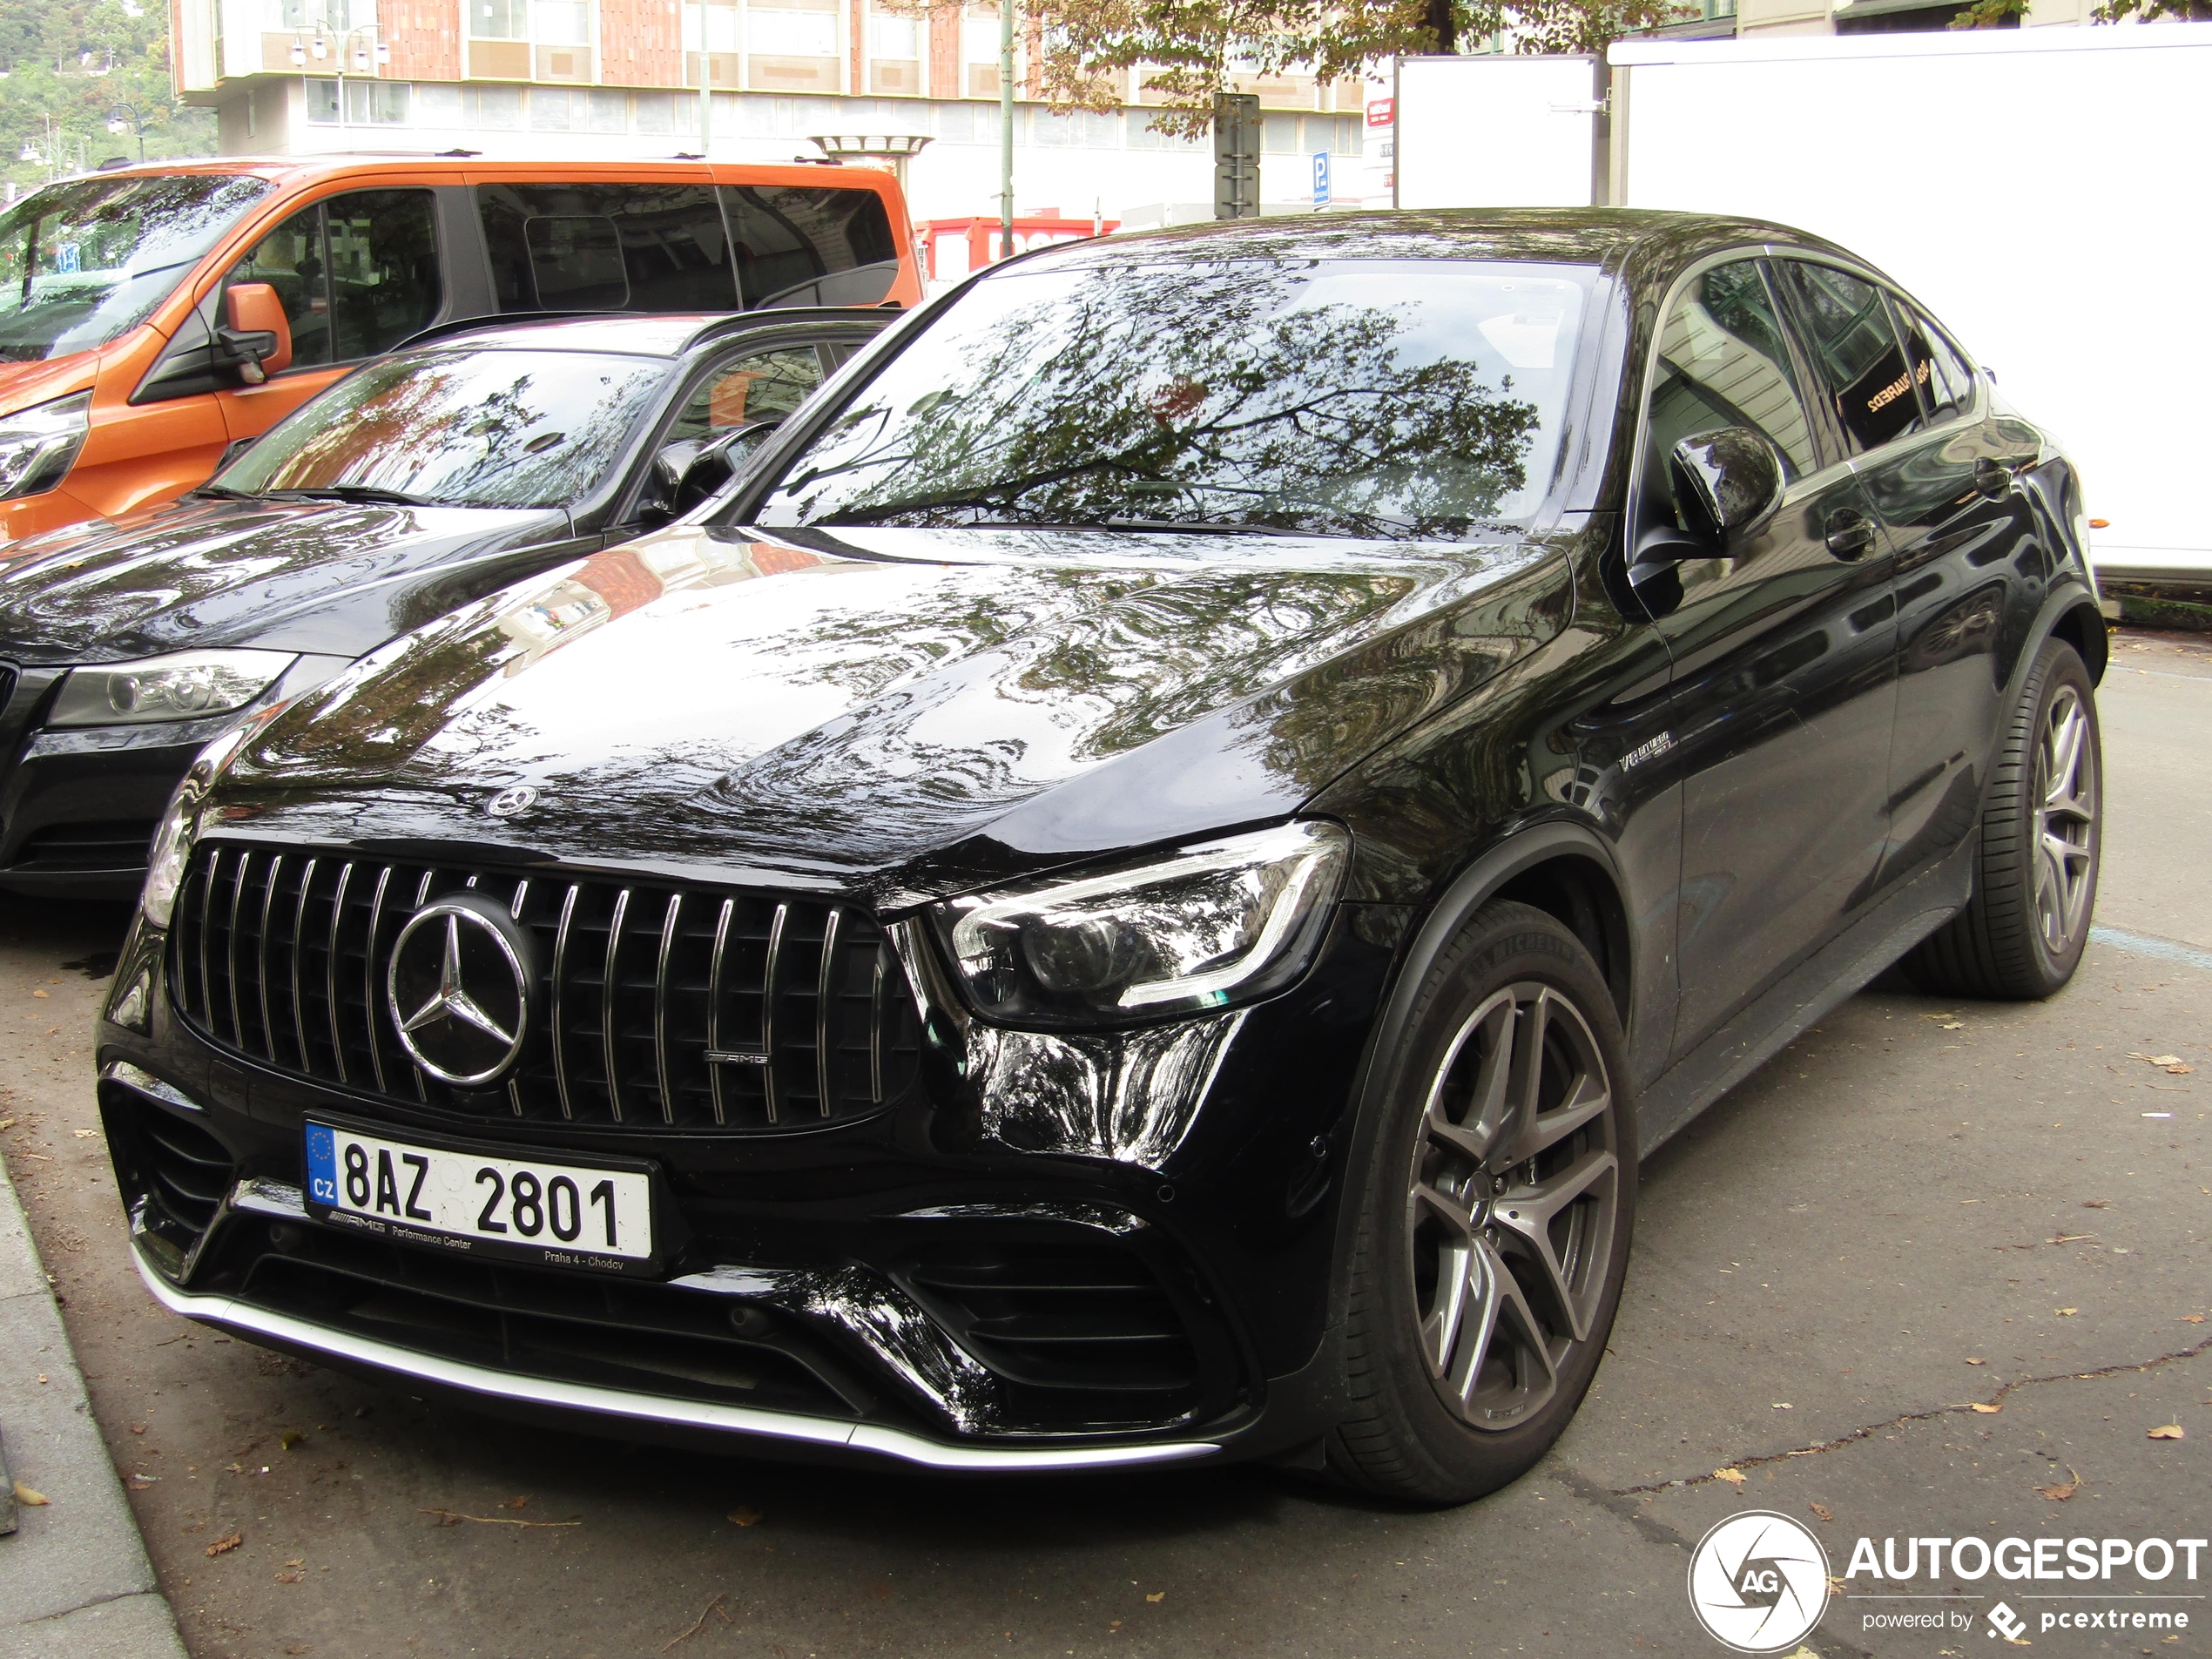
[0,0,217,195]
[2087,0,2212,17]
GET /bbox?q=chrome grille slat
[167,846,916,1135]
[603,887,631,1123]
[815,907,840,1117]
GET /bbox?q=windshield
[0,173,272,362]
[216,348,674,509]
[751,256,1596,539]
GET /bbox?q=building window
[468,84,523,126]
[344,79,411,124]
[415,82,462,125]
[536,0,590,44]
[305,78,340,123]
[751,10,838,56]
[471,0,527,39]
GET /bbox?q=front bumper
[97,887,1401,1470]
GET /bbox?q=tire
[1900,637,2101,1000]
[1327,900,1636,1505]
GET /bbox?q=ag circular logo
[1686,1510,1831,1654]
[386,892,535,1087]
[486,785,537,818]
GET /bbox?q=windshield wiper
[190,483,257,501]
[263,485,439,507]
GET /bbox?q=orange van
[0,154,919,545]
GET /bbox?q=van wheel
[1901,637,2101,999]
[1328,901,1635,1505]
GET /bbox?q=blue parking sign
[1312,152,1332,205]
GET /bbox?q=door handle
[1824,508,1877,561]
[1974,457,2016,500]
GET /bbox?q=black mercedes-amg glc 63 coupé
[95,211,2106,1503]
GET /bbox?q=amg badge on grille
[386,892,536,1087]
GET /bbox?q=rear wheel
[1329,901,1635,1505]
[1901,637,2101,999]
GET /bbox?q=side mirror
[218,283,292,385]
[1669,427,1784,546]
[651,424,780,521]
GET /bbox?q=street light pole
[997,0,1013,259]
[699,10,712,162]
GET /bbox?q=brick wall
[600,0,685,87]
[383,0,462,81]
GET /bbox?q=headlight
[0,392,91,501]
[932,821,1348,1029]
[49,648,296,727]
[140,722,257,928]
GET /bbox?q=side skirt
[1635,834,1974,1157]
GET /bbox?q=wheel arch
[2046,595,2109,686]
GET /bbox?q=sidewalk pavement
[0,1155,186,1659]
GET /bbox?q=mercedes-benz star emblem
[386,892,535,1087]
[486,785,537,818]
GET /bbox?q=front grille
[103,1089,234,1253]
[14,818,158,873]
[168,845,922,1132]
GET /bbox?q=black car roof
[1025,207,1846,280]
[394,307,892,357]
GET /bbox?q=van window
[226,188,442,368]
[723,185,898,308]
[478,184,738,313]
[0,172,271,361]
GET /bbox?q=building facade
[169,0,1372,222]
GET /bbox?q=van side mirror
[218,283,293,385]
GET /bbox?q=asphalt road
[3,629,2206,1659]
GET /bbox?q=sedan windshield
[0,173,272,362]
[752,256,1596,539]
[217,348,672,509]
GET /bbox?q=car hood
[225,523,1568,904]
[0,496,571,664]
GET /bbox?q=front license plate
[303,1122,655,1273]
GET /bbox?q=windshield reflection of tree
[256,356,657,507]
[774,266,1543,539]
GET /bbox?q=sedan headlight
[140,721,258,928]
[933,821,1348,1028]
[0,392,91,500]
[49,648,296,727]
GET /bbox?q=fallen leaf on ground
[2035,1468,2081,1501]
[2050,1234,2094,1245]
[2131,1052,2195,1075]
[285,1647,311,1656]
[2080,1199,2110,1209]
[1971,1403,2003,1414]
[72,1128,96,1138]
[31,988,48,999]
[1923,1012,1959,1023]
[1966,1358,1986,1366]
[2055,1307,2079,1317]
[1810,1501,1833,1522]
[205,1530,242,1557]
[2148,1424,2185,1440]
[128,1423,146,1435]
[125,1474,157,1489]
[0,1118,13,1131]
[278,1429,306,1450]
[1146,1591,1167,1603]
[498,1495,529,1510]
[2181,1315,2206,1324]
[1714,1467,1747,1485]
[12,1481,49,1506]
[660,1593,732,1652]
[275,1570,303,1584]
[727,1507,763,1527]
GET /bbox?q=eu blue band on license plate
[301,1120,657,1275]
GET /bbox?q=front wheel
[1328,900,1635,1505]
[1901,637,2101,999]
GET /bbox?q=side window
[666,347,826,446]
[1774,260,1919,454]
[223,189,441,368]
[476,184,738,313]
[1890,295,1976,425]
[1644,258,1819,523]
[226,206,331,367]
[721,185,899,308]
[325,190,442,361]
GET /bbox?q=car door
[1817,279,2042,891]
[1636,256,1901,1058]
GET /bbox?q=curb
[0,1155,188,1659]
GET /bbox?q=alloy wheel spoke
[1450,1236,1558,1423]
[1493,1150,1617,1342]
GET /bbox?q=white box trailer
[1393,28,2212,577]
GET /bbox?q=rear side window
[722,185,898,308]
[1644,258,1819,512]
[1889,295,1976,425]
[478,184,738,312]
[225,188,442,368]
[1773,260,1919,454]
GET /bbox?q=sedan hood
[228,523,1566,901]
[0,496,570,664]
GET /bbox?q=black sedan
[0,307,887,897]
[94,211,2104,1503]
